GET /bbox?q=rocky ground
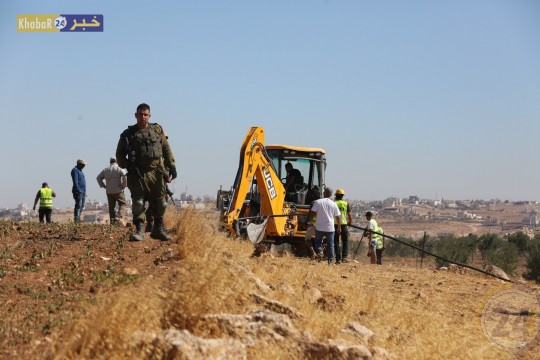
[1,208,539,359]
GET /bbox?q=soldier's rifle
[166,184,175,205]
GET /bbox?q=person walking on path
[116,103,177,241]
[32,182,56,223]
[364,211,381,265]
[333,188,353,264]
[307,187,341,264]
[71,159,87,222]
[96,157,128,225]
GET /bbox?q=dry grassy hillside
[1,209,539,359]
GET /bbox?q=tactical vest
[335,199,348,225]
[127,124,164,160]
[40,188,53,208]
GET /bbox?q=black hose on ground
[347,224,513,283]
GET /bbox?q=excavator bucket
[247,219,268,244]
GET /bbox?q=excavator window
[266,148,325,206]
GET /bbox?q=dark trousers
[376,249,383,265]
[334,224,349,261]
[38,208,52,223]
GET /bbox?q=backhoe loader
[217,126,326,254]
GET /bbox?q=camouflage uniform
[116,123,175,239]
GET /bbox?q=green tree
[524,238,540,283]
[507,231,530,254]
[433,234,477,268]
[487,242,518,275]
[478,233,503,260]
[384,236,419,258]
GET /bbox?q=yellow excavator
[217,126,326,253]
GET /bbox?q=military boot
[130,221,145,241]
[150,218,172,241]
[145,221,153,233]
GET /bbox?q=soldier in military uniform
[116,103,177,241]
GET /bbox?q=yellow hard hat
[335,188,345,195]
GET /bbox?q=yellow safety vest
[39,188,53,208]
[376,227,384,249]
[335,199,348,225]
[369,219,381,240]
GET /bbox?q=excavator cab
[266,145,326,207]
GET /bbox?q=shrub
[478,233,503,260]
[524,239,540,283]
[384,236,420,257]
[433,234,477,268]
[507,231,530,253]
[487,242,518,275]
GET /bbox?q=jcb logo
[263,168,277,199]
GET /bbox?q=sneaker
[316,253,323,262]
[341,258,349,263]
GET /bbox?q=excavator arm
[224,127,297,238]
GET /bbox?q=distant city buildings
[1,195,539,232]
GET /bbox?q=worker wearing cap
[116,103,177,241]
[71,159,87,222]
[96,157,127,225]
[32,182,56,223]
[364,211,380,265]
[334,188,352,263]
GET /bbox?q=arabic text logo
[65,15,103,32]
[17,14,104,32]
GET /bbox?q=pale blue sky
[1,0,539,208]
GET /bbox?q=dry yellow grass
[50,208,540,359]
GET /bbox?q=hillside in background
[0,209,539,359]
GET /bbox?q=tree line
[380,231,540,282]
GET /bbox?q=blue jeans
[73,192,86,221]
[314,230,335,263]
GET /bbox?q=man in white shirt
[307,187,341,264]
[97,157,128,224]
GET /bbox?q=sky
[1,0,539,209]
